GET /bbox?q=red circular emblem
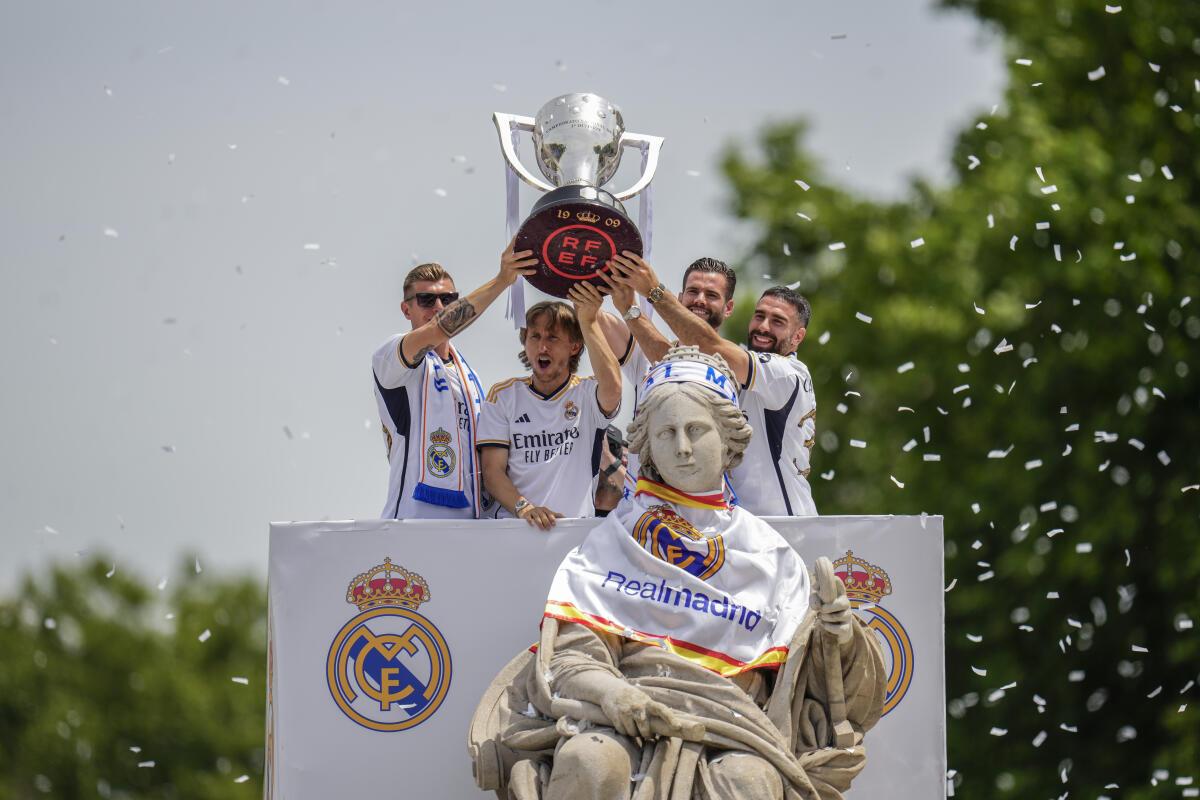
[540,224,616,281]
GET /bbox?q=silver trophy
[494,92,663,297]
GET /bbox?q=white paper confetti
[1087,66,1107,81]
[794,179,811,191]
[910,237,925,248]
[198,629,212,643]
[828,241,846,251]
[855,312,873,324]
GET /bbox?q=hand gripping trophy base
[515,185,643,299]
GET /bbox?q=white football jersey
[728,350,818,517]
[477,374,617,519]
[372,334,482,520]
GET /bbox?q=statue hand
[601,685,680,740]
[812,556,853,644]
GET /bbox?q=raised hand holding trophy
[494,93,664,299]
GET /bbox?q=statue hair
[626,347,753,481]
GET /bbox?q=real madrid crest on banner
[834,550,914,715]
[326,557,452,732]
[426,428,455,478]
[633,504,726,581]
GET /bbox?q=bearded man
[469,347,885,800]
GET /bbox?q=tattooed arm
[399,241,538,364]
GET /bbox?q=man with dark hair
[607,251,819,517]
[372,241,537,520]
[477,283,622,530]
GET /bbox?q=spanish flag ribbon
[635,477,728,510]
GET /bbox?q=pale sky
[0,1,1004,589]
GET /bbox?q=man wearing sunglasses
[372,241,538,520]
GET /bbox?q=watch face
[626,307,642,320]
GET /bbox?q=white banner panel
[266,515,944,798]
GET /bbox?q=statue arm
[548,622,685,740]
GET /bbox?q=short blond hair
[403,262,452,296]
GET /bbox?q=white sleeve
[619,337,650,387]
[476,388,510,449]
[582,376,620,424]
[372,334,424,390]
[744,352,813,408]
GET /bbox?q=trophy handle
[492,112,557,193]
[611,132,665,202]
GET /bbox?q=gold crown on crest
[832,550,893,602]
[429,428,452,445]
[575,210,601,224]
[346,557,430,611]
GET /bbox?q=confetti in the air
[1088,66,1107,81]
[198,629,212,643]
[910,237,925,248]
[897,361,915,374]
[855,312,873,324]
[794,179,811,191]
[829,241,846,251]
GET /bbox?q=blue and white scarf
[413,344,484,514]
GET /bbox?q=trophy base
[515,185,642,299]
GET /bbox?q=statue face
[646,390,727,493]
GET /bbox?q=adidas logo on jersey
[515,413,532,424]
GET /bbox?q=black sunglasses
[404,291,459,308]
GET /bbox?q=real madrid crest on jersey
[563,399,579,420]
[425,427,455,478]
[633,504,726,581]
[326,557,452,732]
[834,550,913,715]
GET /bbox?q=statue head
[626,346,752,493]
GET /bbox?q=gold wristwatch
[646,282,667,305]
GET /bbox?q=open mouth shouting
[536,356,553,371]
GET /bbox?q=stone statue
[469,347,886,799]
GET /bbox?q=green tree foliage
[0,558,265,799]
[721,1,1198,795]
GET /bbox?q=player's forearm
[481,459,524,514]
[580,318,622,414]
[628,316,670,364]
[654,293,721,349]
[403,275,507,356]
[652,294,747,380]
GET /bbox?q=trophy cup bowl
[502,93,647,298]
